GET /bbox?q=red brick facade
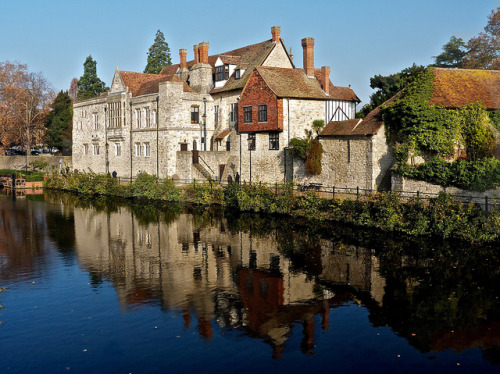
[238,70,283,133]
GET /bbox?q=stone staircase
[193,162,212,180]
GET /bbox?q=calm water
[0,190,499,373]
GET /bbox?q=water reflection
[1,191,499,364]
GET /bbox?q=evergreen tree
[45,90,73,154]
[77,55,109,100]
[144,30,172,74]
[433,36,467,68]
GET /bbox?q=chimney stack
[319,66,330,95]
[271,26,281,43]
[193,44,199,64]
[301,37,315,77]
[198,42,209,64]
[179,49,187,70]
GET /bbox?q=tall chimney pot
[301,38,315,77]
[271,26,281,43]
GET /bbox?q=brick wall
[238,71,281,133]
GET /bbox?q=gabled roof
[136,74,195,96]
[430,68,500,109]
[120,71,162,97]
[210,40,279,94]
[121,71,194,97]
[320,94,400,137]
[313,69,360,102]
[321,112,382,137]
[254,66,328,100]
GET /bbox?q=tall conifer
[144,30,172,74]
[77,56,109,100]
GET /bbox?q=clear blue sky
[0,0,497,105]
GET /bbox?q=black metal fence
[110,176,499,212]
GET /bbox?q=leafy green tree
[144,30,172,74]
[433,36,467,68]
[77,56,109,100]
[463,7,500,70]
[45,90,73,154]
[358,64,426,117]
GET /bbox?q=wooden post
[356,186,359,199]
[332,185,335,199]
[485,196,489,212]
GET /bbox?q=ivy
[382,68,498,191]
[288,120,324,176]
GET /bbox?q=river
[0,190,499,373]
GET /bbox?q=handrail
[198,155,215,175]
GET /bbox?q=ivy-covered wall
[382,68,500,191]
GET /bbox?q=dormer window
[235,69,240,79]
[215,64,230,81]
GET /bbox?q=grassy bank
[46,171,500,243]
[0,169,45,182]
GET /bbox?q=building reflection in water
[71,203,388,357]
[1,191,498,363]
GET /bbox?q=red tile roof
[254,66,328,100]
[321,108,384,137]
[430,68,500,109]
[313,69,360,102]
[135,74,195,96]
[215,130,230,140]
[210,40,277,94]
[121,71,194,96]
[120,71,161,97]
[320,94,401,137]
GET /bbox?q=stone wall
[392,173,500,206]
[236,99,324,184]
[262,42,293,68]
[0,155,71,171]
[175,150,230,181]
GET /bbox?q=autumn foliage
[0,60,54,154]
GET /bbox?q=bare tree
[68,77,78,101]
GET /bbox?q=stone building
[72,26,360,183]
[315,105,394,191]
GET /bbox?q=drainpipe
[156,96,159,178]
[203,97,207,151]
[104,106,108,174]
[130,102,133,180]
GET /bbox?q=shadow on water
[1,189,499,365]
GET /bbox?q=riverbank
[45,172,500,244]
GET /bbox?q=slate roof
[430,68,500,109]
[254,66,328,100]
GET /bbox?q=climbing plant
[382,68,499,191]
[288,120,324,175]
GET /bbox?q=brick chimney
[271,26,281,43]
[179,49,187,70]
[319,66,330,95]
[301,37,315,77]
[193,44,199,64]
[198,42,209,64]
